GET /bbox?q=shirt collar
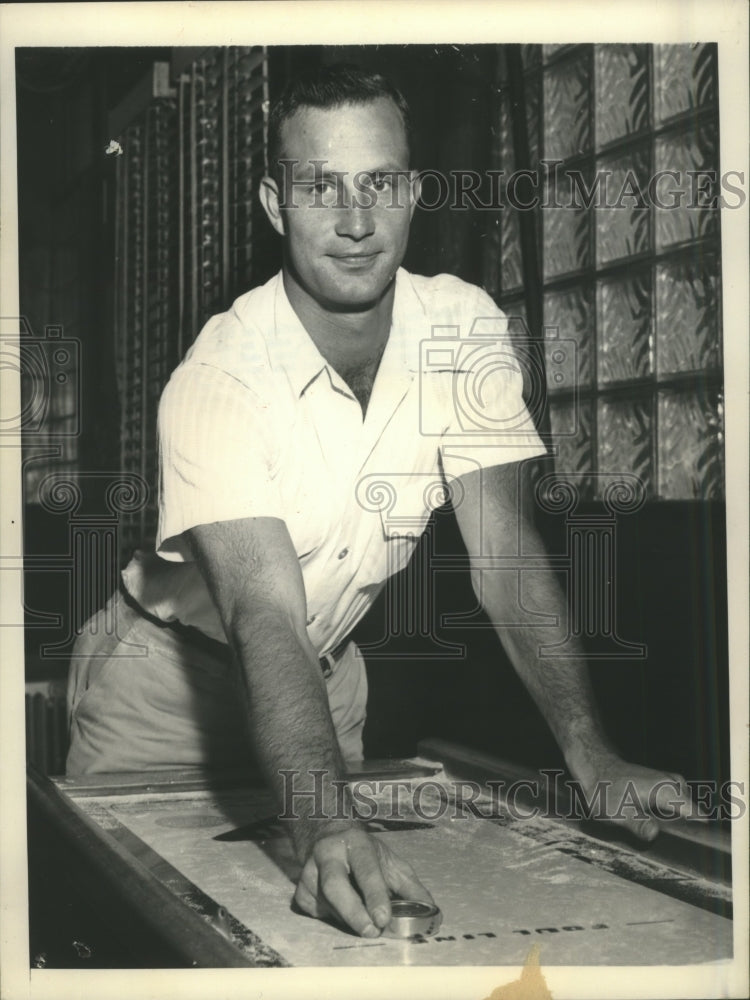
[271,268,424,399]
[388,267,424,376]
[272,273,329,398]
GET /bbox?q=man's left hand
[567,752,698,842]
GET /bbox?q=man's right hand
[293,822,435,937]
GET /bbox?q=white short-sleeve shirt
[122,269,547,654]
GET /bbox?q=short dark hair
[267,63,413,176]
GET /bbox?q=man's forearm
[456,465,692,839]
[229,608,354,857]
[475,530,618,780]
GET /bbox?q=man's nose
[334,195,375,240]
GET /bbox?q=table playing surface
[40,741,733,968]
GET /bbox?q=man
[67,65,695,939]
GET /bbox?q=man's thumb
[630,816,659,842]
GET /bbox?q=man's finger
[627,815,660,842]
[294,879,331,920]
[297,856,319,894]
[669,775,710,822]
[348,839,392,929]
[648,774,704,821]
[377,843,435,905]
[605,813,659,843]
[319,858,380,937]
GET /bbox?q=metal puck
[383,900,442,938]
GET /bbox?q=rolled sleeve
[156,364,281,559]
[438,295,548,481]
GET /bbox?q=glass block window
[490,43,723,501]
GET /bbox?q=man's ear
[408,169,422,219]
[259,175,285,236]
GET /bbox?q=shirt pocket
[357,470,448,575]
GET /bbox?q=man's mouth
[329,251,382,267]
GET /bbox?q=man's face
[263,98,417,312]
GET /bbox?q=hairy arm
[453,463,693,839]
[187,516,431,931]
[453,464,612,771]
[188,517,345,838]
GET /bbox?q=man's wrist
[561,730,620,790]
[280,772,360,858]
[291,813,363,861]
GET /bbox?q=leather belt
[319,635,352,679]
[120,582,350,679]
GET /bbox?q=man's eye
[312,181,333,194]
[371,173,393,191]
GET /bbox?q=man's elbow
[467,559,519,622]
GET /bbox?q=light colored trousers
[66,591,368,775]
